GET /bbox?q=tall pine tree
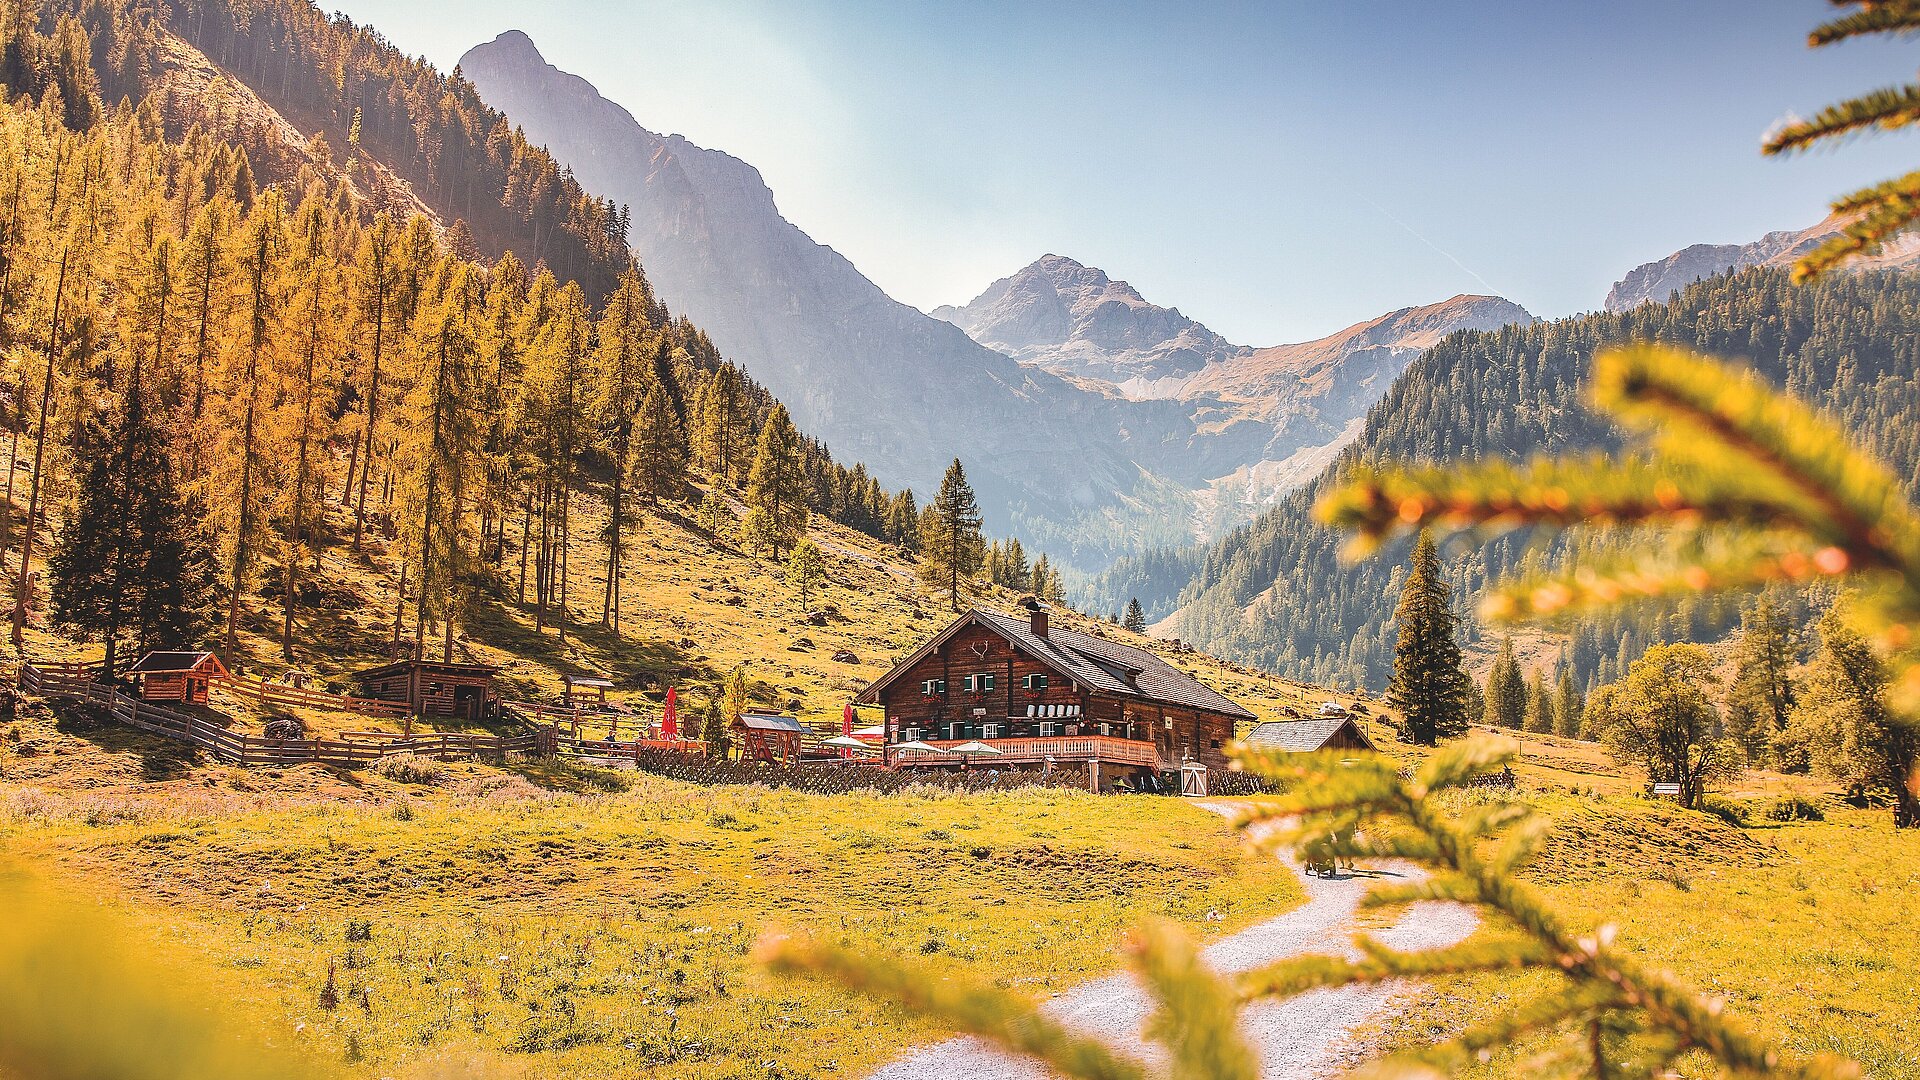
[1386,532,1471,745]
[919,458,984,611]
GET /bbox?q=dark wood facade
[859,607,1254,788]
[355,660,500,722]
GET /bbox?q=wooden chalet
[127,651,229,705]
[354,659,500,722]
[857,601,1257,790]
[733,713,807,763]
[1244,715,1376,754]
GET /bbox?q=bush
[1767,795,1826,822]
[1699,795,1749,828]
[371,752,447,786]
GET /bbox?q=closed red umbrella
[842,703,854,758]
[662,687,679,741]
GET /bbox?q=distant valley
[460,32,1535,558]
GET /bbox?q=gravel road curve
[867,806,1478,1079]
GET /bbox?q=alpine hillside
[1092,267,1920,690]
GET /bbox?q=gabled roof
[858,607,1256,722]
[1245,716,1375,753]
[355,659,501,681]
[565,674,615,689]
[127,651,226,676]
[735,713,806,733]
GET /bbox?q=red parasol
[662,687,679,741]
[842,703,855,758]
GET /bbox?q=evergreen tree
[703,693,729,760]
[1724,595,1799,768]
[695,486,735,545]
[1123,598,1146,633]
[49,290,217,675]
[888,489,919,553]
[786,539,825,609]
[720,666,749,760]
[919,458,985,610]
[744,403,809,559]
[1522,670,1554,734]
[1482,636,1526,729]
[694,362,749,484]
[629,377,687,503]
[590,268,654,631]
[1385,532,1471,745]
[1553,666,1585,738]
[1788,602,1920,828]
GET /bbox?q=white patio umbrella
[822,735,875,749]
[948,741,1003,755]
[891,740,949,754]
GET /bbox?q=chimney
[1023,596,1050,638]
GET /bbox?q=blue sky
[336,1,1919,343]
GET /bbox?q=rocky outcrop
[930,254,1248,387]
[1604,214,1920,312]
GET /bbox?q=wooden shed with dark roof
[1244,716,1377,754]
[127,651,229,705]
[732,713,807,764]
[856,601,1256,788]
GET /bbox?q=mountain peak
[477,29,544,62]
[935,254,1242,386]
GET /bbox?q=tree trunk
[10,248,70,647]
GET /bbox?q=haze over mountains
[459,30,1538,559]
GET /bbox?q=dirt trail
[868,806,1477,1079]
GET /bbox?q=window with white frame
[963,673,996,693]
[920,678,946,696]
[1022,673,1049,691]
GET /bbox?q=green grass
[1346,794,1920,1080]
[3,772,1302,1079]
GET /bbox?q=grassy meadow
[1345,738,1920,1080]
[1,758,1301,1080]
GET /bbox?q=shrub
[371,753,447,786]
[1768,796,1826,822]
[1700,795,1749,828]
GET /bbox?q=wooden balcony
[890,735,1162,769]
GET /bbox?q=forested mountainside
[0,0,970,686]
[28,0,636,297]
[1095,268,1920,690]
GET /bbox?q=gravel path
[867,807,1478,1079]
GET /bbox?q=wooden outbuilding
[563,674,614,711]
[354,659,500,723]
[127,651,229,705]
[733,713,807,763]
[1244,715,1377,754]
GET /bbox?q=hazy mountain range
[1604,213,1920,312]
[459,31,1536,561]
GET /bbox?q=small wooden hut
[563,674,614,711]
[733,713,806,763]
[1244,715,1376,754]
[355,659,500,722]
[127,651,229,705]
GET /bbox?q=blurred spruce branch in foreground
[762,737,1857,1080]
[0,871,320,1080]
[1763,1,1920,280]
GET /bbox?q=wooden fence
[625,748,1090,795]
[18,662,540,769]
[213,674,410,718]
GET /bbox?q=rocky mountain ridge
[930,254,1249,387]
[1604,213,1920,312]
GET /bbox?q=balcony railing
[890,735,1161,769]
